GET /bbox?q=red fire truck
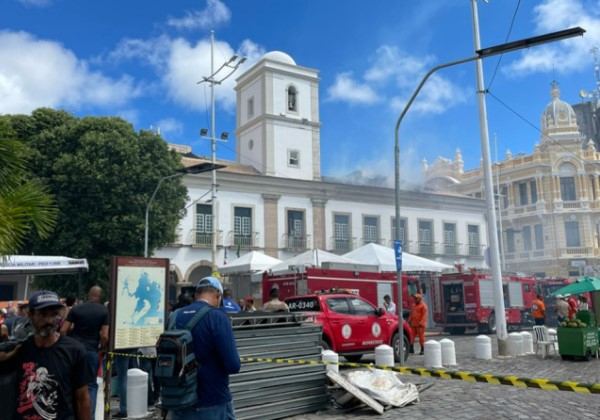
[535,278,574,327]
[262,267,420,317]
[431,268,537,334]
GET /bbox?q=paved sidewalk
[104,333,600,419]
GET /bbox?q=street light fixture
[197,30,246,273]
[394,25,585,363]
[144,162,226,258]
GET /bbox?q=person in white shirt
[383,295,397,315]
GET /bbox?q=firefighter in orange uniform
[409,293,427,355]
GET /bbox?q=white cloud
[167,0,231,30]
[156,118,183,138]
[108,34,265,113]
[107,35,172,69]
[328,45,467,114]
[0,31,141,115]
[327,72,379,104]
[505,0,600,76]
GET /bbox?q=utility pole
[210,30,217,274]
[470,0,508,354]
[198,31,246,273]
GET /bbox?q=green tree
[0,117,57,255]
[10,109,188,295]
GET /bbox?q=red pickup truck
[285,291,414,362]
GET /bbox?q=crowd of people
[0,280,297,419]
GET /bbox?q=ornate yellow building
[423,83,600,278]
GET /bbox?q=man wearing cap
[170,276,241,420]
[408,293,428,355]
[242,296,256,312]
[0,290,94,419]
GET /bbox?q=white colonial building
[157,51,489,298]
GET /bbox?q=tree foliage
[8,108,188,296]
[0,117,58,255]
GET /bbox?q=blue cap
[29,290,64,311]
[196,276,223,294]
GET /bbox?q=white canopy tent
[269,249,364,274]
[343,243,452,272]
[0,256,89,299]
[219,251,282,274]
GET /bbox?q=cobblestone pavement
[286,333,600,419]
[109,332,600,419]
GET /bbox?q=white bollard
[94,376,104,420]
[547,328,558,352]
[322,350,339,374]
[440,338,457,366]
[475,335,492,360]
[424,340,443,369]
[375,344,395,367]
[520,331,534,354]
[127,368,148,419]
[507,332,524,356]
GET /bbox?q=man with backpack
[166,276,241,420]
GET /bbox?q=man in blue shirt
[171,277,241,420]
[222,288,241,313]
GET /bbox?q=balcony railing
[190,229,223,247]
[468,244,483,257]
[418,242,434,254]
[440,242,462,256]
[282,234,311,251]
[226,231,259,248]
[330,237,356,253]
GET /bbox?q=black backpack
[155,306,212,411]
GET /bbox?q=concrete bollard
[440,338,457,366]
[475,335,492,360]
[424,340,443,369]
[520,331,534,354]
[94,376,104,420]
[507,332,524,356]
[127,368,148,419]
[375,344,395,367]
[322,350,339,374]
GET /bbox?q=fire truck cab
[262,267,420,318]
[432,269,537,334]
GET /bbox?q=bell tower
[235,51,321,180]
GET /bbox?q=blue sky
[2,0,600,185]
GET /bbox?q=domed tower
[540,81,584,149]
[234,51,321,180]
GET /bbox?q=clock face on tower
[559,111,567,121]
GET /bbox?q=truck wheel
[487,312,497,334]
[344,354,363,363]
[320,338,331,351]
[392,332,410,362]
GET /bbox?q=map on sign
[117,267,164,327]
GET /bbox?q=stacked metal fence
[230,312,330,420]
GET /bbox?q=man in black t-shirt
[0,290,94,419]
[61,285,109,418]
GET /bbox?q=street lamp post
[144,162,225,258]
[197,30,246,273]
[394,26,585,361]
